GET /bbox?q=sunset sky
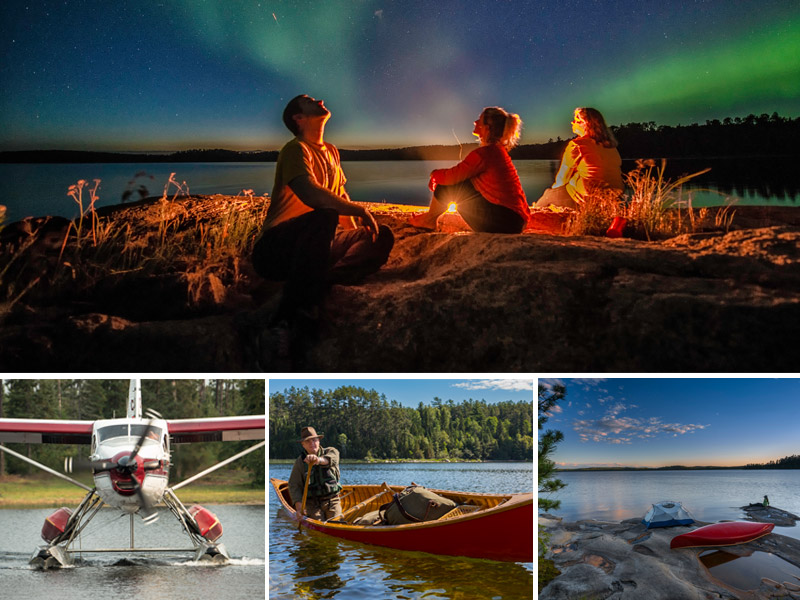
[270,378,533,407]
[540,378,800,469]
[1,0,798,151]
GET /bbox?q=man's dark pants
[251,209,394,327]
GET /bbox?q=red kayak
[670,521,774,549]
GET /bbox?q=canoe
[270,478,533,562]
[670,521,775,549]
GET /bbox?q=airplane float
[0,380,265,569]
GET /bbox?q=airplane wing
[166,416,265,444]
[0,419,94,444]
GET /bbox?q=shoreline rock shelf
[540,513,800,600]
[741,505,800,527]
[1,197,799,371]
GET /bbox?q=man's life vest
[302,449,342,498]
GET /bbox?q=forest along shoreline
[269,386,534,463]
[1,193,799,372]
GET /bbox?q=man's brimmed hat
[298,426,323,442]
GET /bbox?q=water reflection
[284,528,346,598]
[2,156,795,222]
[269,463,534,599]
[633,157,800,205]
[272,508,533,600]
[699,549,800,592]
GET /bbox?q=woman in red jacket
[410,107,530,233]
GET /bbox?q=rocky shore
[540,513,800,600]
[1,197,799,372]
[742,505,800,527]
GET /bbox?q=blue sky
[1,1,797,151]
[540,378,800,468]
[269,378,533,407]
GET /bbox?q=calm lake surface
[2,158,797,223]
[0,504,265,600]
[268,461,534,600]
[544,469,800,540]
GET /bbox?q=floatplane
[0,380,265,569]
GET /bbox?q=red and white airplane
[0,379,265,569]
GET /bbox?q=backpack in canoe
[380,485,457,525]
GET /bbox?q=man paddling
[251,95,394,367]
[288,426,343,521]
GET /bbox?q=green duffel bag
[352,509,382,525]
[379,485,456,525]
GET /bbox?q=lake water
[1,158,796,223]
[542,469,800,540]
[0,504,265,600]
[268,461,534,600]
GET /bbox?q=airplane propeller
[91,409,163,523]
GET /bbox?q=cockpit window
[131,424,162,441]
[97,424,162,442]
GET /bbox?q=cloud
[544,404,564,419]
[538,378,564,391]
[570,379,608,392]
[573,404,708,444]
[453,379,533,392]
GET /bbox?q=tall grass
[568,159,733,239]
[0,174,269,312]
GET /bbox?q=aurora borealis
[1,0,798,151]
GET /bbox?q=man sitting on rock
[251,95,394,366]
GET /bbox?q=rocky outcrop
[741,505,800,527]
[1,198,798,372]
[540,514,800,600]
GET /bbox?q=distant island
[2,113,798,164]
[559,454,800,471]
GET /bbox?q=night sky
[1,1,798,152]
[541,378,800,469]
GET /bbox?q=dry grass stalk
[568,159,726,240]
[1,173,269,312]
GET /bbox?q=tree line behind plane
[0,379,265,485]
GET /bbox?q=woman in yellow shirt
[536,107,623,209]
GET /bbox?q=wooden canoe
[270,478,533,562]
[670,521,775,549]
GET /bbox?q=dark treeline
[560,454,800,471]
[270,386,534,461]
[744,455,800,469]
[611,113,800,159]
[0,379,265,484]
[3,113,797,165]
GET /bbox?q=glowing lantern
[446,202,457,213]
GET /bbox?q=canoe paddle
[299,462,313,530]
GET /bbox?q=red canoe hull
[270,478,533,562]
[670,521,775,549]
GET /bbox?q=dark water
[699,549,800,592]
[1,157,796,223]
[268,462,534,600]
[0,504,265,600]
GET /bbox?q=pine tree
[538,382,566,512]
